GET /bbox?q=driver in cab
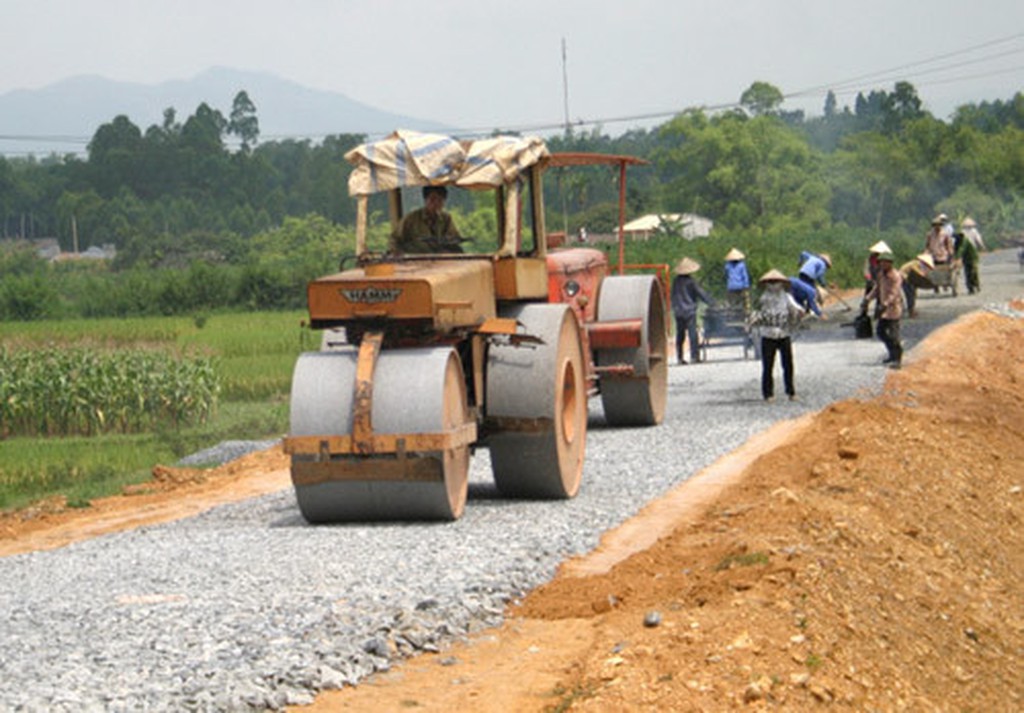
[393,185,462,253]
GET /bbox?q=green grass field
[0,311,311,511]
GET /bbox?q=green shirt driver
[393,185,462,253]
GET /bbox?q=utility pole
[562,37,570,137]
[560,37,570,237]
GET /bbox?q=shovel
[819,285,854,312]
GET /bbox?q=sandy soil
[3,305,1023,712]
[0,449,290,558]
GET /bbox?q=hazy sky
[4,0,1023,133]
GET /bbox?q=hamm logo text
[342,287,403,304]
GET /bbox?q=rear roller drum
[289,347,470,522]
[487,304,586,499]
[596,275,668,426]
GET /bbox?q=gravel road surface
[1,250,1020,711]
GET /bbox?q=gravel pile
[1,250,1019,711]
[177,439,282,468]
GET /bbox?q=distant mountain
[0,67,447,157]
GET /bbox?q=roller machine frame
[283,132,668,522]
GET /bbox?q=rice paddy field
[0,311,315,511]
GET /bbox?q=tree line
[0,82,1021,320]
[547,81,1023,239]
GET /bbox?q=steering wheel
[421,236,469,253]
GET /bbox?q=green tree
[87,115,143,197]
[55,190,106,252]
[0,156,15,237]
[827,131,923,230]
[657,110,830,232]
[182,103,227,153]
[889,81,925,125]
[740,81,784,117]
[824,90,838,118]
[228,90,260,152]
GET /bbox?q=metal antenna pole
[562,37,570,137]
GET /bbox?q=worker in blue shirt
[723,247,751,312]
[797,251,831,288]
[789,277,827,319]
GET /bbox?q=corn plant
[0,346,220,438]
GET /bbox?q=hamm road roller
[283,130,667,522]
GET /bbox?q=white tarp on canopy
[345,130,549,196]
[458,135,549,188]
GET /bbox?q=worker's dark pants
[760,336,794,399]
[902,270,932,316]
[726,289,750,313]
[877,318,902,364]
[675,314,700,363]
[964,255,979,293]
[902,282,917,316]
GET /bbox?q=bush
[0,273,59,320]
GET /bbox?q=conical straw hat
[758,268,789,285]
[674,257,701,275]
[724,247,745,261]
[819,253,832,267]
[869,240,892,254]
[917,252,935,269]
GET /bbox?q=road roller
[283,131,667,522]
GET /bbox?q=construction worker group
[670,213,985,398]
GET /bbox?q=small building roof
[621,213,713,240]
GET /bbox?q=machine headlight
[564,280,581,297]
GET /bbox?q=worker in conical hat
[864,240,894,295]
[670,257,713,365]
[748,268,805,402]
[724,247,751,312]
[674,256,701,275]
[757,269,788,285]
[899,252,935,318]
[863,252,904,369]
[959,217,985,293]
[925,215,953,265]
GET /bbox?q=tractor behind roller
[282,131,668,522]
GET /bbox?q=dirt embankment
[309,308,1024,711]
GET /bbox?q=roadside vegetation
[0,311,313,511]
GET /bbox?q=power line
[3,32,1023,155]
[787,48,1024,103]
[826,63,1024,101]
[418,32,1024,137]
[789,31,1024,97]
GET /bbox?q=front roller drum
[486,304,586,499]
[288,347,471,522]
[595,275,668,426]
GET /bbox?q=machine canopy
[345,130,550,197]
